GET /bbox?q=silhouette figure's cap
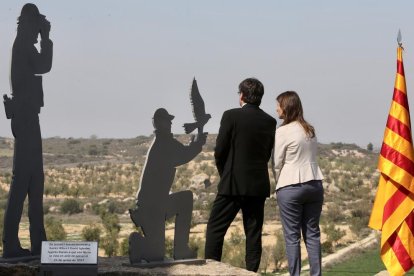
[153,108,174,121]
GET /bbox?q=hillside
[0,136,379,272]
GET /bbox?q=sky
[1,1,414,148]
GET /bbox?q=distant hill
[0,135,376,169]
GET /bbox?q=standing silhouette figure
[129,108,207,263]
[2,3,53,258]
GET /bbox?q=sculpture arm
[171,133,206,166]
[31,38,53,74]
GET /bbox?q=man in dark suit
[205,78,276,272]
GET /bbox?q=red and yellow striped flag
[369,46,414,276]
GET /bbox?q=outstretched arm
[171,132,207,166]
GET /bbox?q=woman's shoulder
[276,122,316,141]
[276,121,301,133]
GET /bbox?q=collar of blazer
[242,103,260,109]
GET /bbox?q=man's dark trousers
[205,195,265,272]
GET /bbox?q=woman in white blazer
[273,91,324,276]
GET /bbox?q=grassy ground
[323,246,414,276]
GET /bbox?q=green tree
[60,198,82,215]
[45,216,67,241]
[100,211,120,257]
[367,142,374,151]
[82,224,101,242]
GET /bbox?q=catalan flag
[369,45,414,276]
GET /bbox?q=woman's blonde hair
[276,91,315,138]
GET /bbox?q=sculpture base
[125,258,206,268]
[0,255,40,264]
[39,264,97,276]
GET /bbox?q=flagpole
[398,29,403,49]
[368,30,414,275]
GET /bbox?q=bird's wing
[190,78,206,121]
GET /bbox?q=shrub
[229,228,245,246]
[88,145,99,155]
[43,202,50,215]
[259,245,273,274]
[189,235,204,258]
[221,227,246,269]
[0,209,4,248]
[349,216,370,238]
[165,236,174,259]
[45,216,67,241]
[60,198,82,215]
[101,232,119,257]
[101,212,121,233]
[119,237,129,256]
[273,229,287,271]
[92,203,106,216]
[324,203,346,223]
[82,224,101,242]
[100,211,121,257]
[321,241,333,254]
[322,222,346,249]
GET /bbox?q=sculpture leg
[129,206,166,262]
[129,232,145,263]
[27,119,46,256]
[2,119,31,258]
[167,191,196,259]
[28,169,46,255]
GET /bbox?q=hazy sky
[1,1,414,147]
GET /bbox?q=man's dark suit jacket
[215,103,277,197]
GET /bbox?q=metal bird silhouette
[183,78,211,134]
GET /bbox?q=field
[0,135,379,272]
[323,245,414,276]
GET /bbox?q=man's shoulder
[221,108,242,119]
[223,107,241,114]
[223,107,275,121]
[260,109,276,122]
[254,108,277,128]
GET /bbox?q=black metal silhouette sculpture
[129,79,209,264]
[2,3,52,260]
[183,78,211,134]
